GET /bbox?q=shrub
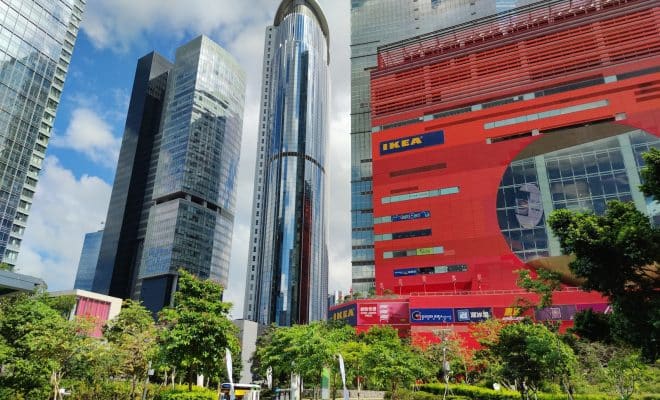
[155,386,218,400]
[390,389,468,400]
[420,383,617,400]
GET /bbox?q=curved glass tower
[244,0,329,326]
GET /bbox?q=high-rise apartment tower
[349,0,542,294]
[244,0,330,325]
[93,36,246,313]
[0,0,86,267]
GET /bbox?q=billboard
[391,210,431,223]
[379,130,445,155]
[535,305,577,321]
[358,302,409,325]
[410,308,454,324]
[493,306,534,321]
[454,307,492,323]
[329,303,358,326]
[576,303,611,313]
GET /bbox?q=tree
[0,294,89,399]
[548,201,660,359]
[516,268,561,310]
[640,147,660,200]
[361,326,431,396]
[570,309,613,343]
[104,300,158,398]
[0,262,11,271]
[158,269,240,391]
[490,322,578,400]
[252,322,355,396]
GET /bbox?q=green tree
[104,299,158,398]
[606,351,645,400]
[490,322,578,400]
[0,294,89,399]
[516,268,561,310]
[253,322,355,395]
[361,326,431,396]
[548,201,660,359]
[0,262,11,271]
[570,309,613,343]
[640,147,660,200]
[158,269,240,391]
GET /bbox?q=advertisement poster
[358,302,409,325]
[329,303,358,326]
[410,308,454,324]
[392,210,431,222]
[380,130,445,156]
[493,307,534,321]
[576,303,611,313]
[535,305,577,321]
[454,307,492,322]
[515,183,544,229]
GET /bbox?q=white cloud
[52,108,121,168]
[82,0,273,53]
[77,0,353,317]
[14,157,112,291]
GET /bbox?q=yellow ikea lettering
[401,139,410,147]
[411,137,422,146]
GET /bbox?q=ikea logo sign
[379,130,445,156]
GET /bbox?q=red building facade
[332,0,659,344]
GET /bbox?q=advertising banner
[391,210,431,222]
[454,307,492,322]
[410,308,454,324]
[535,305,577,321]
[416,247,434,256]
[576,303,611,313]
[493,307,534,321]
[358,302,409,325]
[329,303,358,326]
[380,130,445,155]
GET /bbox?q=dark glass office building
[93,36,246,313]
[73,229,103,291]
[0,0,86,268]
[244,0,329,325]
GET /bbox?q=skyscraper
[93,36,246,313]
[0,0,86,267]
[244,0,329,325]
[74,229,103,291]
[349,0,542,294]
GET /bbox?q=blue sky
[15,0,352,318]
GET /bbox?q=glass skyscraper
[349,0,542,294]
[243,0,329,326]
[74,229,103,291]
[0,0,86,268]
[93,36,246,314]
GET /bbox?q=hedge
[420,384,616,400]
[154,386,218,400]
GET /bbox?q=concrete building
[349,0,543,294]
[244,0,330,326]
[0,269,45,295]
[51,289,123,338]
[234,319,263,384]
[332,0,659,347]
[0,0,86,267]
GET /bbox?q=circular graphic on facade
[515,183,544,229]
